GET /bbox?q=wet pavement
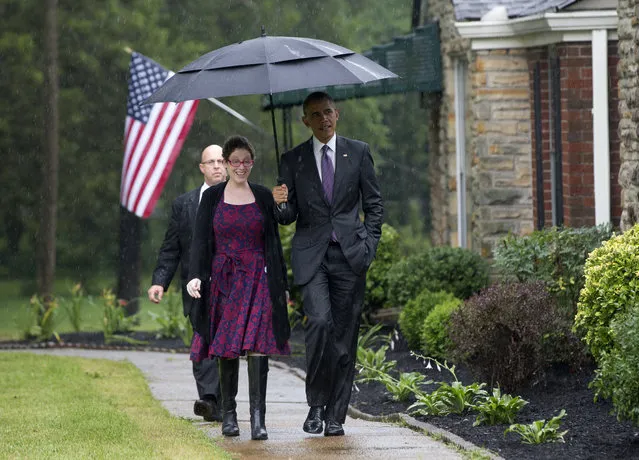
[9,349,473,459]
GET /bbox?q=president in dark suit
[272,92,383,436]
[148,144,226,422]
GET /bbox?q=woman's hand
[186,278,201,298]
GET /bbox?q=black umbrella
[145,29,398,169]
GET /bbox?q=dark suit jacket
[151,187,199,317]
[188,181,291,348]
[276,135,384,285]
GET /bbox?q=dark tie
[321,145,338,243]
[321,144,334,203]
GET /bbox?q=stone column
[617,0,639,229]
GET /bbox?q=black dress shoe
[193,399,222,422]
[302,406,325,434]
[324,419,344,436]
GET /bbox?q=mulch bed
[4,327,639,459]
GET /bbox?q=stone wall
[424,0,472,247]
[617,0,639,230]
[471,49,534,256]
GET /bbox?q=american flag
[120,52,199,218]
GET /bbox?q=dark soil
[5,327,639,460]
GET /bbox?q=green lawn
[0,278,172,341]
[0,352,229,459]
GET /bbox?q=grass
[0,278,169,341]
[0,352,230,459]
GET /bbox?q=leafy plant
[148,288,192,346]
[590,304,639,425]
[574,224,639,363]
[409,356,487,416]
[473,388,528,426]
[356,345,397,382]
[358,322,390,350]
[357,357,430,402]
[365,223,400,313]
[420,298,462,359]
[386,246,490,308]
[62,283,87,333]
[449,282,557,390]
[494,224,612,318]
[399,289,459,350]
[504,410,568,444]
[100,289,143,345]
[23,295,60,342]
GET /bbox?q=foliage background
[0,0,433,289]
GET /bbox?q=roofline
[455,10,618,49]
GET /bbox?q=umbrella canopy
[144,32,398,170]
[145,35,397,103]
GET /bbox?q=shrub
[398,289,459,350]
[449,282,557,390]
[591,305,639,425]
[365,223,400,313]
[420,298,462,360]
[386,246,490,308]
[494,224,612,317]
[574,224,639,362]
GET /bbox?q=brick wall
[528,42,621,229]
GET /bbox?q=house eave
[455,10,618,49]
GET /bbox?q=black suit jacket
[188,181,290,348]
[151,187,199,317]
[276,135,384,285]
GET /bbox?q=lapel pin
[343,153,348,157]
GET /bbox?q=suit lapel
[333,136,351,201]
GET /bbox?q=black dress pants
[192,357,221,401]
[301,244,366,424]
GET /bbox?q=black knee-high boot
[247,355,269,440]
[219,358,240,437]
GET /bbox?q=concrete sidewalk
[13,349,467,459]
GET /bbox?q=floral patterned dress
[190,200,290,361]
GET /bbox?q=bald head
[199,144,226,186]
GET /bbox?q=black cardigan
[187,181,290,348]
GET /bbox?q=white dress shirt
[198,183,211,204]
[312,135,337,181]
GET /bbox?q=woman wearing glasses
[186,135,290,441]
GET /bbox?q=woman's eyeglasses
[227,159,254,168]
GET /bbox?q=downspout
[454,59,468,248]
[592,29,611,225]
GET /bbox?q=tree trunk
[38,0,59,299]
[117,206,141,316]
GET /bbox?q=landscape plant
[364,223,400,313]
[504,410,568,444]
[61,282,87,333]
[590,304,639,425]
[100,289,143,345]
[386,246,491,308]
[420,297,462,359]
[449,281,557,390]
[574,223,639,362]
[148,287,192,346]
[473,388,528,426]
[22,294,60,342]
[398,289,460,350]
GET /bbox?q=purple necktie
[321,145,338,242]
[321,145,334,203]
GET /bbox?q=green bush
[494,224,612,317]
[449,282,557,390]
[420,298,462,360]
[386,246,490,308]
[399,289,459,350]
[591,305,639,425]
[574,224,639,362]
[365,223,400,313]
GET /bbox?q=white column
[592,29,611,225]
[454,59,467,247]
